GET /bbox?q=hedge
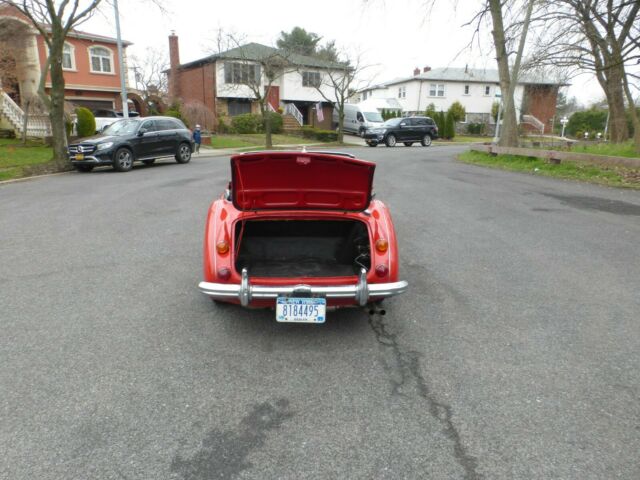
[300,126,337,142]
[231,113,261,134]
[75,107,96,137]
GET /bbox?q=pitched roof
[42,25,132,46]
[179,42,346,70]
[363,67,566,90]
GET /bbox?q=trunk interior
[235,219,371,277]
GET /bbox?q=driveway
[1,146,639,479]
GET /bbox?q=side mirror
[137,128,147,136]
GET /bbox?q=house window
[302,71,321,87]
[224,62,261,85]
[227,99,252,116]
[398,86,406,98]
[484,85,491,95]
[464,84,470,95]
[89,46,113,73]
[62,43,75,70]
[429,83,445,97]
[362,91,368,100]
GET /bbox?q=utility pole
[114,0,128,118]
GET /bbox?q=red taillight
[217,267,231,280]
[216,241,229,255]
[375,238,389,253]
[375,264,388,277]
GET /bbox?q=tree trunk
[261,103,272,149]
[602,65,629,143]
[48,33,69,166]
[337,103,344,144]
[488,0,519,147]
[622,75,640,154]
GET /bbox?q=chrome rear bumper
[198,268,408,307]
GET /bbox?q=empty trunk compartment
[234,219,371,277]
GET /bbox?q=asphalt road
[1,145,639,479]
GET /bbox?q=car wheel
[113,148,133,172]
[385,134,397,147]
[142,159,155,165]
[367,142,378,147]
[74,164,94,172]
[176,143,192,164]
[403,142,413,147]
[421,134,433,147]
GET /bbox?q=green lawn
[0,138,55,181]
[458,150,640,189]
[435,135,488,144]
[571,141,639,159]
[207,133,314,149]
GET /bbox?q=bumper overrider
[198,268,409,307]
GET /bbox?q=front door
[265,86,280,111]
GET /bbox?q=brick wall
[522,85,559,133]
[173,64,216,130]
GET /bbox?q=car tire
[421,134,433,147]
[176,143,192,164]
[142,159,155,165]
[385,134,397,147]
[74,164,94,172]
[367,142,378,147]
[113,148,134,172]
[403,142,413,147]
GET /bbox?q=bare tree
[304,49,371,144]
[221,39,296,148]
[529,0,640,148]
[181,100,213,130]
[4,0,103,164]
[484,0,535,147]
[130,47,168,96]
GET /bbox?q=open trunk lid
[231,151,376,211]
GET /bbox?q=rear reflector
[375,265,388,277]
[216,241,229,255]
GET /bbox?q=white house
[168,37,347,130]
[357,66,564,132]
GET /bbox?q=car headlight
[371,128,386,134]
[96,142,113,151]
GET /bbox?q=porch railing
[522,114,545,135]
[284,103,303,126]
[0,89,52,137]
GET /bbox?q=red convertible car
[198,150,408,323]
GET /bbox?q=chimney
[168,31,180,100]
[169,31,180,69]
[423,66,431,73]
[413,67,420,76]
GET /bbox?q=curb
[0,170,72,186]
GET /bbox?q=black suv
[364,116,438,147]
[68,116,194,172]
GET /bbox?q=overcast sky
[85,0,604,104]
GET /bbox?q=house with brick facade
[0,5,139,136]
[166,34,347,132]
[356,66,566,134]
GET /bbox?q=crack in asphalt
[368,313,482,480]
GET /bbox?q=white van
[333,104,384,137]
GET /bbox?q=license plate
[75,153,84,160]
[276,297,326,323]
